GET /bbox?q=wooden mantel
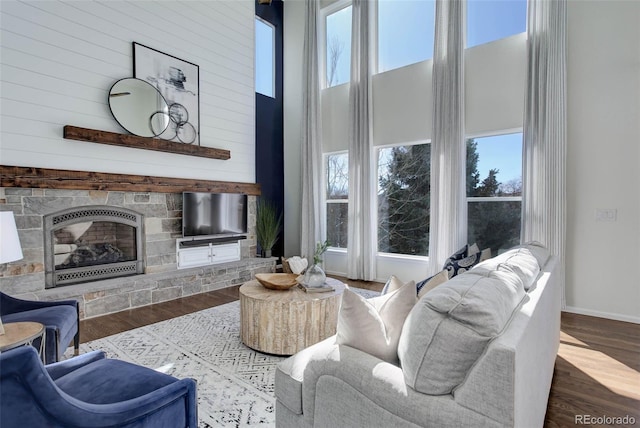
[0,166,261,195]
[63,125,231,161]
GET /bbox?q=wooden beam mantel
[63,125,231,161]
[0,166,261,195]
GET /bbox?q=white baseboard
[563,306,640,324]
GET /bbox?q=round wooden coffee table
[239,277,346,355]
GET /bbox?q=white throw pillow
[417,270,449,299]
[380,275,405,295]
[336,281,417,363]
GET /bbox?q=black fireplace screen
[44,206,144,288]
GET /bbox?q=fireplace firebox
[44,206,144,288]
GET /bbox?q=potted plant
[256,198,282,258]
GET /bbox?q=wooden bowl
[255,273,299,290]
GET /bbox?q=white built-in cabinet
[177,240,241,269]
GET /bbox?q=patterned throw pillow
[444,251,482,279]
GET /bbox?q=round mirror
[108,78,170,138]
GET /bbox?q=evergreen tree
[378,144,430,256]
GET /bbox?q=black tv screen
[182,192,248,237]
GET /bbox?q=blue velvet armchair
[0,346,198,428]
[0,291,79,364]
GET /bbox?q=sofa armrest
[46,350,106,380]
[277,338,495,427]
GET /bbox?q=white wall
[565,0,640,323]
[0,0,255,183]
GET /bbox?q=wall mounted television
[182,192,248,239]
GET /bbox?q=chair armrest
[1,292,78,315]
[46,350,106,380]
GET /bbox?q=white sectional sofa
[275,243,561,427]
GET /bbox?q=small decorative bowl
[255,273,299,290]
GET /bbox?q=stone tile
[106,192,125,206]
[145,218,163,234]
[15,215,42,230]
[182,280,204,296]
[84,290,106,301]
[0,204,24,214]
[0,273,45,294]
[44,189,89,197]
[134,193,150,203]
[4,188,33,196]
[85,293,131,318]
[131,289,152,308]
[161,218,180,233]
[23,197,75,215]
[157,274,198,289]
[166,194,182,211]
[18,229,44,249]
[5,195,23,204]
[146,239,175,257]
[125,203,168,218]
[32,189,45,196]
[152,286,181,303]
[88,190,109,201]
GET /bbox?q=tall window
[377,0,435,73]
[255,17,275,97]
[325,3,352,88]
[326,152,349,248]
[466,133,522,253]
[377,143,431,256]
[466,0,527,48]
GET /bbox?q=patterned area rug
[69,288,378,427]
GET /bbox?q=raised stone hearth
[0,187,271,319]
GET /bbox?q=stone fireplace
[0,186,274,319]
[44,206,144,288]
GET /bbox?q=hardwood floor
[80,277,640,427]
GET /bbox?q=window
[326,152,349,248]
[325,4,352,88]
[377,0,435,73]
[377,143,431,256]
[255,17,275,97]
[466,0,527,48]
[466,133,522,253]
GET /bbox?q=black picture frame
[133,42,200,145]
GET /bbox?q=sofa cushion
[398,268,526,395]
[473,242,548,290]
[336,282,416,363]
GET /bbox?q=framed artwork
[133,42,200,145]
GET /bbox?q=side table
[0,321,46,362]
[239,277,346,355]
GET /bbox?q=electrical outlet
[595,208,617,222]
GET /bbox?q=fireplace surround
[0,186,273,319]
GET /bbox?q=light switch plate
[595,208,617,222]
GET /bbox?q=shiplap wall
[0,0,255,183]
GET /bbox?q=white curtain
[427,0,466,275]
[347,0,376,280]
[522,0,567,305]
[300,0,324,260]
